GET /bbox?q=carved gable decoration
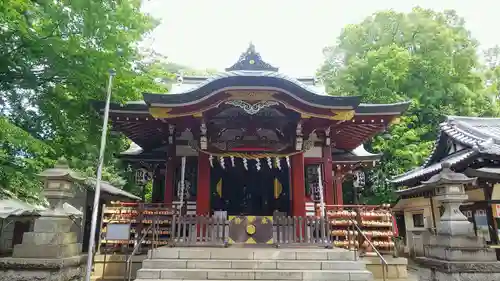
[225,43,279,72]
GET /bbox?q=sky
[141,0,500,76]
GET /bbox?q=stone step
[136,268,373,280]
[149,247,356,261]
[142,259,366,270]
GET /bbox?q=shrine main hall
[94,44,409,217]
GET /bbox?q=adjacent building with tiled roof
[391,116,500,258]
[391,116,500,190]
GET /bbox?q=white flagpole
[179,156,186,213]
[84,69,116,281]
[317,165,325,217]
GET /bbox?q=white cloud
[142,0,500,76]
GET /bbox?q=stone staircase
[135,247,373,281]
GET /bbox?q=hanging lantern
[325,127,331,146]
[200,122,208,150]
[209,155,214,167]
[295,122,303,151]
[353,169,366,188]
[275,157,281,170]
[255,159,261,171]
[295,136,303,151]
[135,168,152,186]
[168,124,175,144]
[286,156,290,168]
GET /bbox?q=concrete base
[12,243,82,259]
[424,234,497,262]
[415,256,500,281]
[0,255,86,281]
[416,231,500,281]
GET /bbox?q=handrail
[126,224,153,281]
[347,217,389,281]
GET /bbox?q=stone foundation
[417,264,500,281]
[0,255,86,281]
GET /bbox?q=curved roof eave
[91,100,149,113]
[143,71,361,108]
[390,148,477,186]
[355,101,411,115]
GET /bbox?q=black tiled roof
[391,116,500,186]
[143,71,361,108]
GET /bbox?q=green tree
[481,45,500,101]
[0,0,169,200]
[319,7,499,203]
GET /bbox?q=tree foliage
[319,7,500,203]
[0,0,169,200]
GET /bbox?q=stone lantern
[0,159,87,281]
[11,158,85,259]
[416,161,500,281]
[421,161,476,236]
[37,158,86,216]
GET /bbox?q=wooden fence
[274,216,331,247]
[170,215,227,247]
[167,215,332,247]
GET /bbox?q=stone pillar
[415,162,500,281]
[0,158,87,281]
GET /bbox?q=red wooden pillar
[291,153,306,217]
[322,146,334,205]
[164,156,174,204]
[196,153,211,215]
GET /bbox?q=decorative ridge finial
[248,41,255,52]
[225,43,279,72]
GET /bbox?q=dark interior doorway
[211,158,290,216]
[11,220,31,248]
